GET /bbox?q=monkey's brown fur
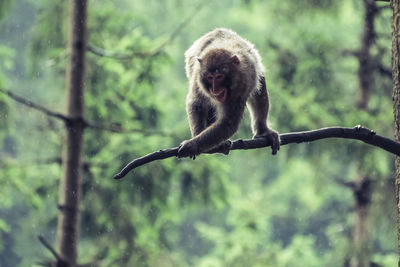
[178,28,280,158]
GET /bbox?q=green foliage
[0,0,397,266]
[0,0,13,21]
[28,0,67,74]
[0,46,14,135]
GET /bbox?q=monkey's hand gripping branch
[113,126,400,179]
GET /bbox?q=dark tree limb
[38,235,61,261]
[37,235,99,267]
[0,88,69,122]
[114,126,400,179]
[0,88,168,136]
[377,64,393,78]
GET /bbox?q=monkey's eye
[206,73,224,82]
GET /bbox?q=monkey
[177,28,280,159]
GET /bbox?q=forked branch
[114,126,400,179]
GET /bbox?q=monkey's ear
[231,55,240,65]
[197,57,203,64]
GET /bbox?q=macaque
[178,28,280,158]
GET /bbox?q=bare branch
[38,231,98,266]
[38,235,63,262]
[113,126,400,179]
[377,64,393,77]
[0,88,69,122]
[0,88,168,136]
[87,1,205,60]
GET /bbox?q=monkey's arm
[178,100,245,158]
[186,90,213,137]
[187,103,206,137]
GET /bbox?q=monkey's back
[185,28,264,79]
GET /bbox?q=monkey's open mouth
[210,87,227,102]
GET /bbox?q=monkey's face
[203,69,229,102]
[198,49,240,103]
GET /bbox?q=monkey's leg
[247,80,270,138]
[247,76,280,154]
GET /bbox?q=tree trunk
[391,0,400,265]
[350,1,377,265]
[357,0,377,109]
[56,0,87,265]
[351,176,372,267]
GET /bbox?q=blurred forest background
[0,0,398,266]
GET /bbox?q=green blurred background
[0,0,397,266]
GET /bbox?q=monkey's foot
[177,139,200,159]
[253,129,280,155]
[207,140,232,155]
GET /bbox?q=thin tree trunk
[56,0,87,265]
[357,0,377,109]
[350,2,377,265]
[391,0,400,265]
[351,176,372,267]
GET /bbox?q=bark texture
[56,0,87,265]
[392,0,400,264]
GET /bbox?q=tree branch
[0,88,167,135]
[113,125,400,179]
[38,235,64,262]
[377,64,393,77]
[0,88,69,122]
